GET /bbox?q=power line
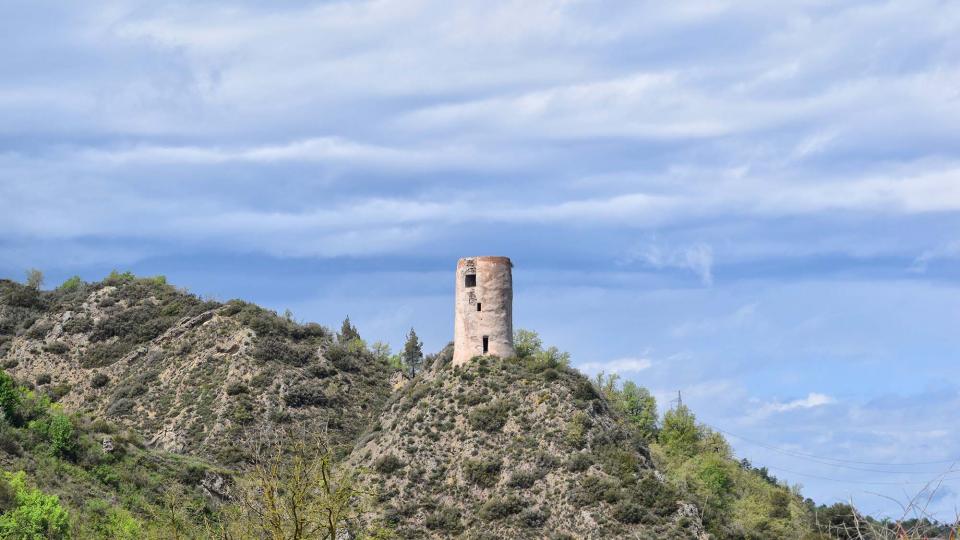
[713,426,960,468]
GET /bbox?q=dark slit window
[482,336,489,353]
[477,303,482,311]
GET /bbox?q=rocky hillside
[0,274,393,465]
[351,353,705,539]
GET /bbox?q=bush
[374,454,404,475]
[90,373,109,389]
[478,494,526,520]
[520,507,549,528]
[0,372,21,423]
[613,501,646,524]
[61,316,92,334]
[468,399,510,433]
[35,374,51,386]
[507,470,539,489]
[106,398,134,417]
[253,336,316,367]
[567,452,593,472]
[324,341,365,372]
[42,342,69,355]
[463,457,502,488]
[80,342,133,368]
[225,382,248,396]
[0,472,69,539]
[283,385,328,408]
[25,321,52,340]
[29,413,76,460]
[424,506,462,532]
[58,276,83,292]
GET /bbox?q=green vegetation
[0,274,949,539]
[401,328,423,377]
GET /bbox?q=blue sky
[2,0,960,519]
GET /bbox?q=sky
[2,0,960,520]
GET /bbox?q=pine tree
[339,316,360,343]
[402,328,423,377]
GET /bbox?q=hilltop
[351,352,702,538]
[0,273,392,465]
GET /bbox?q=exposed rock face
[453,256,514,366]
[350,357,703,539]
[0,278,393,465]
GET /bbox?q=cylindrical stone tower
[453,256,514,366]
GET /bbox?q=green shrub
[613,501,646,524]
[463,457,502,488]
[253,336,315,367]
[225,382,248,396]
[0,372,21,423]
[90,373,109,389]
[567,452,593,472]
[57,276,83,292]
[25,321,52,340]
[374,454,404,475]
[80,342,133,368]
[468,399,510,432]
[0,472,69,539]
[424,505,462,532]
[507,470,539,489]
[283,385,328,408]
[520,507,549,528]
[29,413,76,460]
[478,494,526,520]
[61,316,92,334]
[106,398,134,417]
[41,342,69,355]
[565,411,590,449]
[35,374,51,386]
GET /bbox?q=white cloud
[621,241,714,286]
[910,241,960,273]
[757,392,836,417]
[578,357,653,375]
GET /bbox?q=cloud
[754,393,836,419]
[578,357,653,375]
[621,241,714,285]
[910,241,960,273]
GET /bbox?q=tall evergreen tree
[402,328,424,377]
[339,316,360,343]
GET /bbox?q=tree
[659,404,701,458]
[218,433,387,540]
[339,317,360,343]
[24,269,43,291]
[58,276,82,292]
[0,372,21,425]
[403,328,423,377]
[513,329,542,359]
[618,381,659,441]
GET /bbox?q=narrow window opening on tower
[477,303,482,311]
[482,336,489,354]
[465,274,476,288]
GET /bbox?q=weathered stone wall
[453,256,514,366]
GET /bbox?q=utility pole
[670,390,683,410]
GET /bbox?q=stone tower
[453,256,514,366]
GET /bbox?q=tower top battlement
[453,256,514,366]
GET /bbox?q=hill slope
[0,274,392,465]
[351,353,706,539]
